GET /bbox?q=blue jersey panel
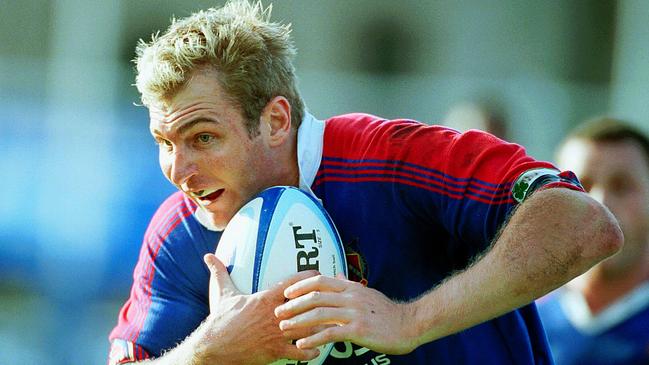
[539,292,649,365]
[109,192,221,358]
[139,214,220,355]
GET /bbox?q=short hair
[565,117,649,166]
[134,0,305,135]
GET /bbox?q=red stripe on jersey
[131,204,194,343]
[318,159,511,193]
[321,113,542,186]
[316,167,513,200]
[318,113,561,205]
[315,175,515,205]
[115,192,197,344]
[121,198,187,341]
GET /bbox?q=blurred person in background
[107,1,622,364]
[443,101,508,140]
[538,117,649,364]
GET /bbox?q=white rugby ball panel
[257,190,346,291]
[215,196,264,294]
[215,186,347,293]
[214,186,346,365]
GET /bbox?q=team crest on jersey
[345,241,368,286]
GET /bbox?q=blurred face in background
[558,138,649,278]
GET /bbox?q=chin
[196,206,233,231]
[210,214,231,231]
[203,195,251,230]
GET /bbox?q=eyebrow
[152,118,220,137]
[176,119,220,136]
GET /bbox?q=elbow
[583,198,624,261]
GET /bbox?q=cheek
[630,200,649,227]
[159,153,173,180]
[233,145,267,185]
[614,196,649,230]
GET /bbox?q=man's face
[148,69,281,230]
[558,138,649,276]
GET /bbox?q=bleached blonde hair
[134,0,304,134]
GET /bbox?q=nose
[163,148,198,187]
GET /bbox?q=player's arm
[407,187,621,348]
[110,191,322,365]
[116,256,320,365]
[275,187,622,354]
[116,317,220,365]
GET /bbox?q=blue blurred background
[1,1,648,363]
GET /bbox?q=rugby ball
[215,186,347,365]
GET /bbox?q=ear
[260,96,292,147]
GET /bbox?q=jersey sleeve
[108,192,217,364]
[321,114,584,256]
[435,128,583,249]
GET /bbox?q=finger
[296,325,348,350]
[274,270,321,293]
[281,324,335,340]
[262,270,320,302]
[281,325,319,340]
[284,275,348,299]
[275,290,340,319]
[204,254,239,302]
[279,307,351,331]
[280,344,320,362]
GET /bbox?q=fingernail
[279,320,291,330]
[203,254,216,270]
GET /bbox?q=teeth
[190,189,218,198]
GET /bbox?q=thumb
[204,253,240,306]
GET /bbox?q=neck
[288,131,300,187]
[274,131,300,188]
[581,257,649,314]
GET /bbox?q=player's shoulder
[145,191,199,242]
[324,112,461,139]
[325,112,385,126]
[322,113,463,160]
[326,112,420,130]
[142,191,218,268]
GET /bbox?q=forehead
[148,68,240,129]
[558,138,649,179]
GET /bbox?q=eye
[196,133,215,145]
[154,137,173,151]
[609,176,633,195]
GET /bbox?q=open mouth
[189,188,224,205]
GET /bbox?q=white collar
[194,113,325,231]
[559,281,649,335]
[296,112,325,200]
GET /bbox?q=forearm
[127,255,320,365]
[125,315,224,365]
[411,188,622,345]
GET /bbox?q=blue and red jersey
[538,284,649,365]
[109,113,582,364]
